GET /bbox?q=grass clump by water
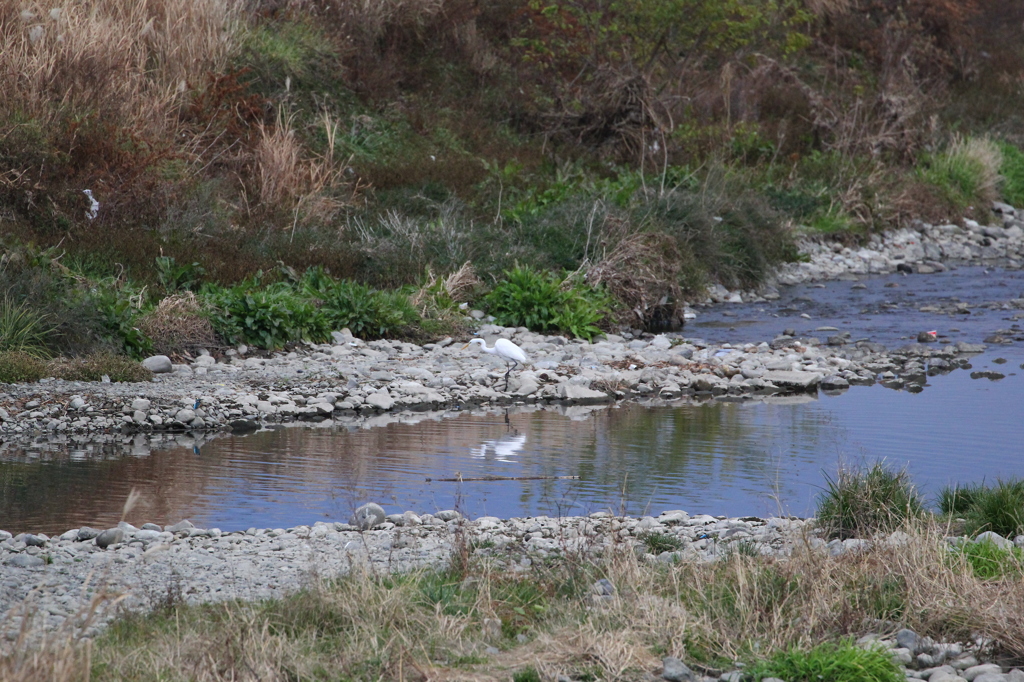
[939,479,1024,539]
[747,641,904,682]
[998,141,1024,208]
[0,295,54,358]
[639,531,686,555]
[816,462,925,540]
[916,136,1002,212]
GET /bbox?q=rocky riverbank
[0,324,992,443]
[5,508,1024,682]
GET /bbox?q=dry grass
[0,0,239,133]
[586,221,684,328]
[255,110,351,219]
[137,292,218,357]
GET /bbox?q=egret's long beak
[461,343,470,350]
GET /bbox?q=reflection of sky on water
[1,349,1023,534]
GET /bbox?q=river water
[2,267,1024,534]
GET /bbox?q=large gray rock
[661,656,693,682]
[895,628,920,653]
[964,665,1005,681]
[165,520,196,533]
[557,383,610,404]
[762,370,823,390]
[350,503,386,530]
[6,554,45,568]
[22,533,46,547]
[95,528,124,548]
[364,392,395,411]
[142,355,173,373]
[131,398,151,412]
[974,531,1010,550]
[174,408,196,423]
[77,527,100,541]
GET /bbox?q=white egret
[463,337,528,391]
[83,189,99,220]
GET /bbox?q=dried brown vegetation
[138,292,218,357]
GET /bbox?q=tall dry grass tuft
[0,0,240,132]
[255,110,351,219]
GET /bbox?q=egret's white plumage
[463,337,528,390]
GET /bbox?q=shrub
[815,462,925,540]
[483,266,612,340]
[87,285,154,359]
[0,294,55,358]
[155,257,207,293]
[747,641,903,682]
[0,351,48,383]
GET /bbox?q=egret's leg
[504,360,519,391]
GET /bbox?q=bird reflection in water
[473,432,527,463]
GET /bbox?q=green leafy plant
[303,273,420,340]
[0,294,55,358]
[816,462,925,540]
[88,286,154,359]
[205,280,330,349]
[747,641,903,682]
[483,266,611,339]
[155,256,207,292]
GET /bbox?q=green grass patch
[953,539,1024,580]
[816,462,925,539]
[747,641,904,682]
